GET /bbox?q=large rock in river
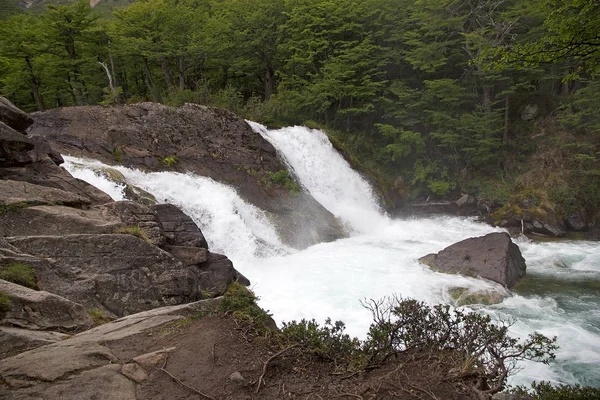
[419,232,526,288]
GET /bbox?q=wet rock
[154,203,208,249]
[419,232,526,288]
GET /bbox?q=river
[62,123,600,388]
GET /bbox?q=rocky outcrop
[419,232,526,288]
[0,279,93,331]
[0,96,248,331]
[29,103,346,248]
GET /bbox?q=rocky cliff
[0,96,248,344]
[29,103,346,248]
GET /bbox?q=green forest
[1,0,599,218]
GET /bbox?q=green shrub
[0,262,38,289]
[0,292,11,313]
[511,381,600,400]
[87,308,111,325]
[162,155,178,167]
[268,170,301,195]
[115,226,151,243]
[281,318,364,370]
[361,296,557,395]
[219,282,273,330]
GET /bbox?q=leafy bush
[0,202,30,215]
[0,262,38,289]
[115,226,151,243]
[219,282,273,330]
[511,381,600,400]
[361,296,557,396]
[0,292,11,313]
[281,318,363,370]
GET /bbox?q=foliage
[268,170,301,195]
[0,0,598,212]
[0,292,11,313]
[361,296,558,395]
[281,318,364,371]
[162,155,178,167]
[115,225,151,243]
[511,381,600,400]
[87,308,111,325]
[0,202,30,215]
[0,262,38,290]
[219,282,273,330]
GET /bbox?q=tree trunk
[142,57,156,100]
[161,58,174,92]
[24,56,45,111]
[503,96,509,145]
[264,67,275,100]
[178,56,185,91]
[483,86,493,113]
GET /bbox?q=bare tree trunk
[503,96,509,144]
[264,67,275,100]
[142,57,157,100]
[25,56,45,111]
[178,56,185,91]
[161,58,173,92]
[483,86,493,113]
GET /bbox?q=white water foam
[248,121,387,233]
[62,156,289,261]
[61,124,600,387]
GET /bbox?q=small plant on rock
[0,262,38,289]
[162,155,178,167]
[87,308,111,325]
[0,292,11,313]
[115,225,151,243]
[268,170,301,195]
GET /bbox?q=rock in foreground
[419,232,526,288]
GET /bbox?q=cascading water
[247,121,387,233]
[62,123,600,387]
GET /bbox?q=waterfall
[61,122,600,387]
[248,121,387,233]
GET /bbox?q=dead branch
[255,344,299,394]
[159,351,216,400]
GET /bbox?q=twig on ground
[255,344,299,394]
[333,388,364,399]
[159,350,216,400]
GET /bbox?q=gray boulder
[419,232,526,288]
[153,203,209,249]
[0,97,33,133]
[0,279,93,331]
[0,122,35,166]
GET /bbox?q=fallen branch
[159,351,216,400]
[255,344,299,393]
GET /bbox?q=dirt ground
[105,315,474,400]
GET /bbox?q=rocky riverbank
[28,103,346,249]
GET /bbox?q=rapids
[63,124,600,388]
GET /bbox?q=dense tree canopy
[0,0,598,205]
